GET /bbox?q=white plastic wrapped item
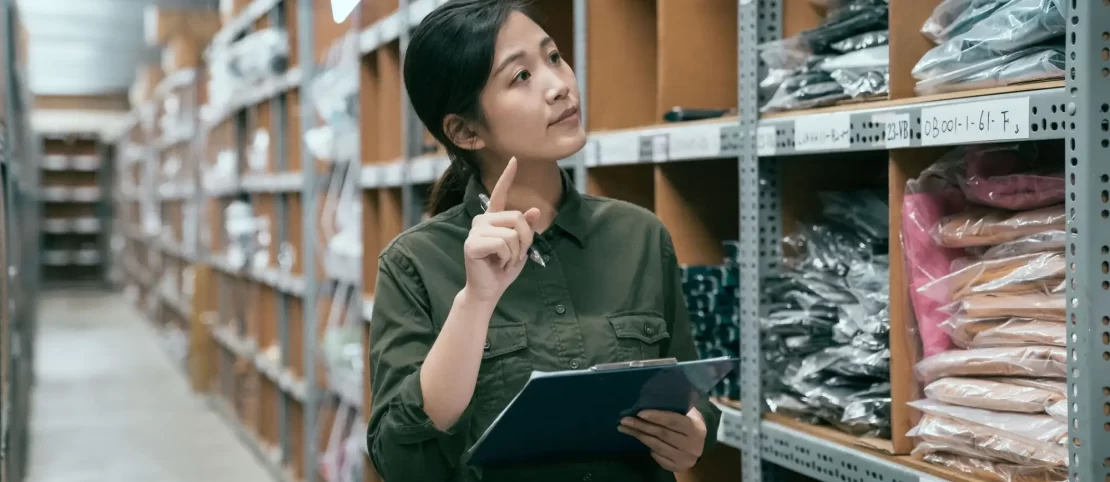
[923,377,1063,413]
[985,377,1065,394]
[43,154,68,170]
[71,155,100,171]
[942,315,1065,348]
[247,129,271,172]
[921,0,1012,43]
[915,45,1064,95]
[915,345,1066,382]
[920,451,1068,481]
[910,415,1067,467]
[1044,399,1066,424]
[955,292,1065,321]
[43,218,71,233]
[973,230,1066,259]
[912,0,1065,82]
[225,28,290,85]
[73,217,101,233]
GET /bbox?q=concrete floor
[27,291,272,482]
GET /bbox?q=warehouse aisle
[27,291,272,482]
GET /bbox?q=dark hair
[404,0,537,215]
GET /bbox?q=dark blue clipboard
[463,356,737,467]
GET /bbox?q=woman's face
[476,11,586,164]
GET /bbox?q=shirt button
[570,359,580,369]
[582,474,592,481]
[484,340,491,350]
[644,325,655,335]
[555,304,566,314]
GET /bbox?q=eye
[514,70,531,83]
[548,51,562,64]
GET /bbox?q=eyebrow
[493,36,555,76]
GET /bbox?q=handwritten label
[669,125,721,160]
[794,113,851,151]
[639,134,670,163]
[874,113,912,148]
[412,160,435,182]
[921,97,1029,146]
[756,125,777,156]
[599,133,640,165]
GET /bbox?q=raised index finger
[486,157,518,212]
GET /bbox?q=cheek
[485,98,547,146]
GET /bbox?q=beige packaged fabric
[921,452,1068,482]
[921,252,1065,302]
[908,415,1068,467]
[1045,400,1067,424]
[909,399,1067,445]
[976,230,1067,259]
[957,293,1066,321]
[936,204,1066,248]
[983,377,1067,395]
[924,377,1064,413]
[915,346,1067,383]
[943,317,1066,348]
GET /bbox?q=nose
[544,74,570,105]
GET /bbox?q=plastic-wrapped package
[973,230,1067,259]
[1044,399,1067,424]
[934,204,1066,248]
[763,190,892,437]
[985,377,1065,394]
[943,315,1064,348]
[959,148,1065,211]
[923,377,1063,413]
[915,345,1066,382]
[910,416,1067,467]
[799,0,889,54]
[921,452,1068,482]
[910,399,1067,444]
[915,45,1065,95]
[957,292,1065,321]
[921,0,1013,43]
[918,252,1064,303]
[831,30,888,53]
[912,0,1066,82]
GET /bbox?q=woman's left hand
[618,408,706,472]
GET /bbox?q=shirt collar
[463,168,587,248]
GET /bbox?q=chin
[550,130,588,159]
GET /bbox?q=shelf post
[571,0,588,193]
[1065,0,1110,480]
[297,0,321,480]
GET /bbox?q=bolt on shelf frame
[735,1,1110,482]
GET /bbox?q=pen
[478,193,547,268]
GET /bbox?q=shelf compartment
[375,41,403,163]
[586,164,655,211]
[654,158,738,266]
[359,46,380,166]
[361,189,381,297]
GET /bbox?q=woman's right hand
[463,157,541,303]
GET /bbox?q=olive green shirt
[366,169,721,482]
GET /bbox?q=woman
[366,1,721,480]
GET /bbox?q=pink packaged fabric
[903,158,968,358]
[961,145,1065,211]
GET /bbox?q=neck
[481,158,563,232]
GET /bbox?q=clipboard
[464,356,738,466]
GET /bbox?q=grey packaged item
[915,45,1064,95]
[922,0,1012,43]
[912,0,1065,82]
[830,30,889,53]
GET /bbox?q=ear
[443,114,486,151]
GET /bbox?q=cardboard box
[144,6,221,45]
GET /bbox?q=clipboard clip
[589,357,678,372]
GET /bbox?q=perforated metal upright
[1064,1,1110,481]
[295,1,321,479]
[270,2,293,465]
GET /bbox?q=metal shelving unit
[1,1,39,481]
[103,0,1108,481]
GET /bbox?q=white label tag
[669,125,721,160]
[599,133,640,166]
[650,134,669,163]
[412,160,434,182]
[756,125,777,156]
[794,113,851,151]
[384,164,404,186]
[920,96,1030,146]
[874,113,912,148]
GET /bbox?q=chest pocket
[474,324,532,411]
[606,311,671,362]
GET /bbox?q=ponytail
[426,156,474,216]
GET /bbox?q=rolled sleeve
[366,250,467,480]
[660,230,722,455]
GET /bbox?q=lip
[549,106,580,126]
